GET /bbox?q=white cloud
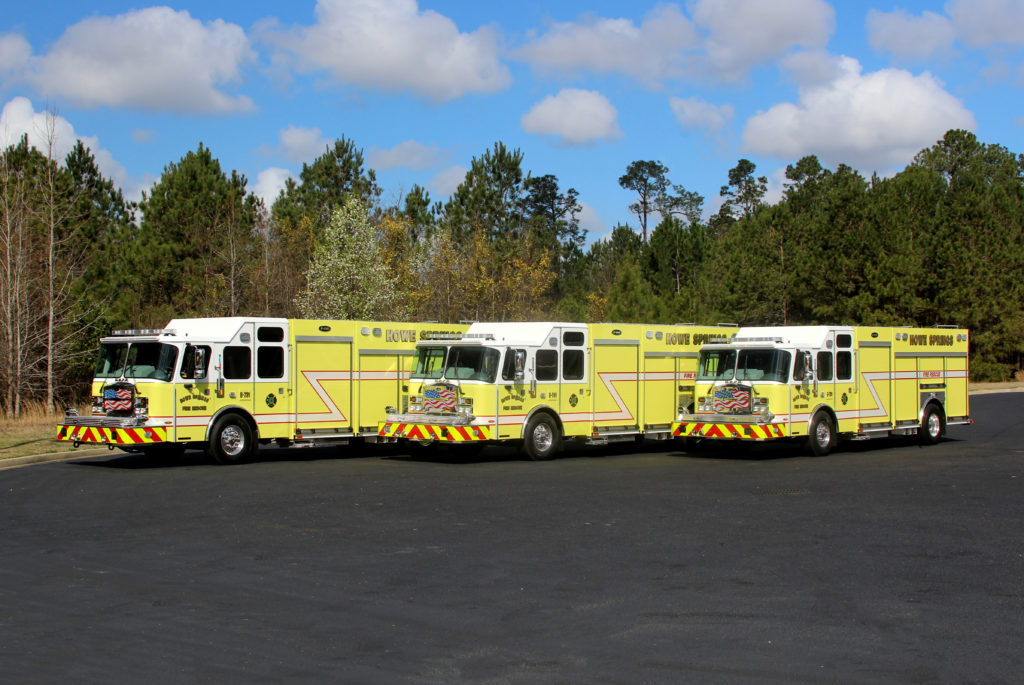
[946,0,1024,47]
[514,5,698,85]
[369,140,447,170]
[131,129,156,144]
[764,166,789,206]
[576,201,605,240]
[277,125,330,163]
[742,57,976,172]
[26,7,254,114]
[692,0,834,81]
[0,34,31,81]
[780,50,846,87]
[521,89,622,146]
[0,96,140,198]
[1,97,74,157]
[669,96,734,133]
[515,1,833,85]
[429,165,468,198]
[866,9,956,60]
[264,0,510,102]
[252,167,294,207]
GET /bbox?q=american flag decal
[104,387,132,412]
[423,384,457,412]
[713,385,750,413]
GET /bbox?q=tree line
[2,125,1021,416]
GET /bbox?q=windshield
[95,343,130,379]
[736,349,792,382]
[94,342,178,382]
[412,347,447,380]
[697,349,736,381]
[445,346,500,382]
[698,348,792,383]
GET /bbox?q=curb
[969,386,1024,395]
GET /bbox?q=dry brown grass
[0,402,87,460]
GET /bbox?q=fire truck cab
[672,325,971,455]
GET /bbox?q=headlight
[91,396,103,415]
[134,396,149,418]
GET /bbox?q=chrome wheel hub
[221,425,245,456]
[815,422,831,448]
[532,423,553,453]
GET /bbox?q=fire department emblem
[266,393,277,408]
[569,394,578,407]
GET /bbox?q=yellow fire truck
[671,325,971,455]
[57,318,466,463]
[377,322,738,459]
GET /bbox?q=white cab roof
[464,322,584,347]
[162,317,288,343]
[731,326,853,349]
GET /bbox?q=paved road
[2,394,1022,684]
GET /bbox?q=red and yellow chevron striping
[378,422,490,442]
[57,424,168,445]
[672,422,786,440]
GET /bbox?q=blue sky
[2,1,1022,242]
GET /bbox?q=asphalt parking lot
[1,393,1022,684]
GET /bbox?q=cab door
[558,327,590,438]
[212,322,256,419]
[833,334,856,433]
[254,323,290,439]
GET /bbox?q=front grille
[102,383,135,418]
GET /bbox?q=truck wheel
[919,404,945,445]
[523,413,560,461]
[208,414,254,465]
[806,412,835,457]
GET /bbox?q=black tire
[207,414,255,465]
[919,404,945,445]
[523,413,561,461]
[806,412,835,457]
